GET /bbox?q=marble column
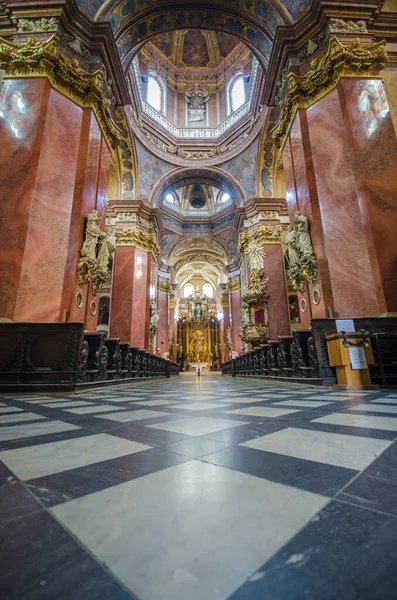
[110,246,153,349]
[229,282,242,355]
[169,293,176,361]
[283,77,397,319]
[221,291,231,362]
[157,283,170,357]
[0,78,111,323]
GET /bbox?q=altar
[177,292,220,369]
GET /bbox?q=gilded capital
[113,227,160,258]
[158,279,171,294]
[272,37,387,150]
[0,35,121,149]
[228,279,241,293]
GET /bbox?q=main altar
[177,293,220,369]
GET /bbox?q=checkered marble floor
[1,374,397,600]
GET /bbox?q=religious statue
[185,85,209,123]
[91,231,116,295]
[294,212,314,257]
[168,326,173,349]
[78,209,103,288]
[149,302,161,337]
[226,326,232,348]
[285,226,300,267]
[286,212,317,292]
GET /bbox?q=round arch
[149,166,247,208]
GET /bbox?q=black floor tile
[0,482,43,524]
[202,445,357,496]
[338,440,397,516]
[26,447,191,507]
[0,511,135,600]
[229,500,397,600]
[0,460,17,487]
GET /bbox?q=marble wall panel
[63,111,102,325]
[96,137,111,214]
[130,249,152,349]
[13,88,83,322]
[110,246,136,342]
[0,79,50,318]
[339,78,397,313]
[264,245,290,338]
[306,88,380,317]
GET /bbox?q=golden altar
[177,293,220,367]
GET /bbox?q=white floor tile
[225,407,300,418]
[370,398,397,405]
[174,402,230,411]
[95,409,172,422]
[51,461,328,600]
[241,427,391,470]
[0,412,47,424]
[349,404,397,415]
[130,400,180,407]
[0,433,151,480]
[271,400,333,408]
[148,416,249,436]
[312,413,397,432]
[0,420,80,442]
[0,407,24,413]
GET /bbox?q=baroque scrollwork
[271,37,387,150]
[158,279,171,294]
[17,18,58,33]
[329,19,368,34]
[0,36,121,149]
[112,227,160,258]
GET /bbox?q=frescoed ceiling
[150,30,239,69]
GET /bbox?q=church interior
[1,0,397,598]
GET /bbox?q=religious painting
[216,32,239,58]
[152,31,173,58]
[182,30,210,67]
[289,295,300,323]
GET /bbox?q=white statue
[294,211,314,257]
[226,326,232,348]
[285,226,300,266]
[168,326,173,349]
[231,350,239,359]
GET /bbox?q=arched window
[147,74,164,113]
[184,284,194,298]
[202,283,213,298]
[228,74,245,114]
[220,192,230,203]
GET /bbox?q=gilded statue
[294,212,314,257]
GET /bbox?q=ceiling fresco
[149,30,240,69]
[77,0,313,27]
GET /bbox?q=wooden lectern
[326,331,379,390]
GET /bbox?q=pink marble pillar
[0,78,111,324]
[264,245,290,338]
[110,247,152,349]
[157,290,169,356]
[282,78,397,318]
[230,290,242,354]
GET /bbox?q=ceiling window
[229,75,245,114]
[202,283,213,298]
[165,193,175,204]
[220,192,230,203]
[147,75,163,112]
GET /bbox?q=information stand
[326,331,379,390]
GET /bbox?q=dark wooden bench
[267,340,280,376]
[119,342,132,378]
[104,338,122,380]
[277,336,294,377]
[85,331,108,382]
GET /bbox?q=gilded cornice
[221,296,230,308]
[112,227,160,257]
[169,298,177,309]
[157,279,171,294]
[239,225,283,254]
[227,279,241,293]
[271,37,387,150]
[0,35,121,149]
